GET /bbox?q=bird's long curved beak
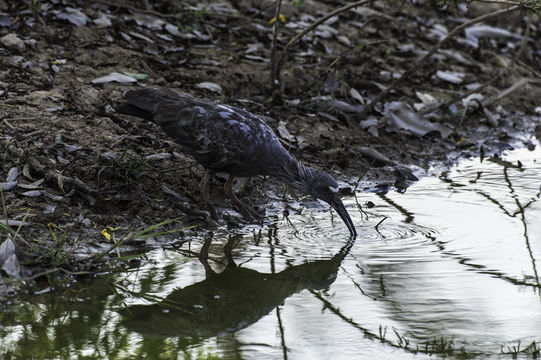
[330,196,357,237]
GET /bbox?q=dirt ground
[0,0,540,283]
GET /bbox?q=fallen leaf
[0,238,16,265]
[349,88,364,104]
[196,82,222,94]
[0,13,12,27]
[52,7,89,27]
[2,254,21,278]
[17,178,44,190]
[21,190,42,197]
[385,102,452,138]
[0,182,17,191]
[22,164,33,180]
[123,72,149,80]
[436,70,465,84]
[337,35,351,46]
[92,72,138,84]
[132,13,165,30]
[277,121,295,142]
[93,13,112,28]
[6,167,17,182]
[145,153,172,161]
[465,24,515,40]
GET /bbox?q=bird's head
[291,166,356,237]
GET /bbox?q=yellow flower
[101,228,111,241]
[269,14,286,25]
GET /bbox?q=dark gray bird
[116,86,356,236]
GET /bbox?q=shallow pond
[1,144,540,359]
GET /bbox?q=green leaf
[122,72,149,80]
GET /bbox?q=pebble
[8,56,23,65]
[1,33,25,50]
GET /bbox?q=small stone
[8,56,23,65]
[1,33,25,50]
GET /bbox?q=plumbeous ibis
[116,86,356,236]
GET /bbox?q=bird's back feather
[116,86,293,177]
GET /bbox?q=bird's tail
[114,102,154,121]
[115,86,182,122]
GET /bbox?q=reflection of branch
[517,199,540,292]
[339,264,378,301]
[377,193,414,223]
[502,166,541,292]
[440,160,541,290]
[310,290,398,346]
[488,164,540,289]
[475,190,512,217]
[269,222,289,360]
[310,290,475,356]
[276,306,289,360]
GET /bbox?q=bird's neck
[275,156,314,195]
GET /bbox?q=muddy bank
[0,0,540,288]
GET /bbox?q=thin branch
[91,0,239,24]
[92,0,185,19]
[359,4,523,118]
[285,0,372,49]
[274,0,372,93]
[2,141,97,197]
[270,0,284,93]
[420,11,533,115]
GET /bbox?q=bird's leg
[224,176,257,222]
[200,172,218,220]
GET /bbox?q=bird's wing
[150,93,284,175]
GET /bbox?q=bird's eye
[328,186,339,193]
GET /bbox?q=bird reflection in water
[121,237,355,338]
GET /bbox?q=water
[1,145,540,359]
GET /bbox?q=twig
[80,235,130,264]
[0,267,93,285]
[473,0,540,8]
[91,0,240,23]
[285,0,372,49]
[270,0,284,94]
[482,78,530,108]
[359,4,523,119]
[3,119,15,130]
[3,116,41,121]
[140,59,161,79]
[274,0,372,94]
[2,140,97,196]
[92,0,186,19]
[516,59,541,79]
[420,12,533,116]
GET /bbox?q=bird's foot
[224,175,261,223]
[207,203,219,221]
[236,202,260,223]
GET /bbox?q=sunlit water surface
[1,145,540,359]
